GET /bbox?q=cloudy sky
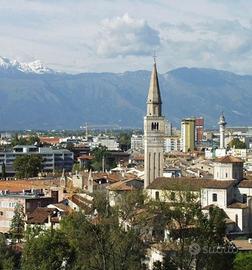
[0,0,252,74]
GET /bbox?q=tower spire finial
[153,50,157,64]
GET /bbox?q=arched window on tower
[151,122,159,130]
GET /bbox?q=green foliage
[117,190,145,222]
[93,191,110,217]
[91,145,116,171]
[9,203,25,243]
[118,132,131,151]
[146,190,234,270]
[0,234,15,270]
[13,154,42,178]
[234,252,252,270]
[28,135,40,145]
[228,138,246,149]
[11,134,40,147]
[72,163,81,173]
[60,212,144,270]
[22,230,74,270]
[66,142,74,152]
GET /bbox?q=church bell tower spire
[144,61,165,188]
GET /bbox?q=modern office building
[0,145,74,176]
[181,118,195,152]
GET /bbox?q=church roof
[147,63,162,105]
[215,156,243,163]
[238,180,252,188]
[146,177,235,191]
[107,178,143,191]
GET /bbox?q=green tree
[146,188,234,270]
[72,163,81,173]
[0,233,15,270]
[9,203,25,243]
[118,132,131,151]
[60,210,144,270]
[22,230,74,270]
[13,155,42,178]
[228,138,246,149]
[11,134,28,146]
[91,145,116,171]
[27,135,40,146]
[234,252,252,270]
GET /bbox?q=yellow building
[181,118,195,152]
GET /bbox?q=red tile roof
[215,156,243,164]
[39,137,60,145]
[238,180,252,188]
[146,177,235,191]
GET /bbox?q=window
[155,191,160,201]
[212,193,217,202]
[226,173,228,178]
[151,122,159,130]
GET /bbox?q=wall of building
[214,163,233,180]
[181,119,195,153]
[201,188,227,208]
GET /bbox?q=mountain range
[0,56,252,130]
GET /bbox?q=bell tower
[144,61,165,188]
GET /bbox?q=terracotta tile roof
[215,156,243,164]
[48,203,71,213]
[26,207,54,224]
[227,202,248,209]
[77,155,94,161]
[238,180,252,188]
[233,240,252,251]
[107,179,143,191]
[146,177,235,191]
[70,194,93,213]
[39,137,60,145]
[132,155,144,161]
[0,179,61,192]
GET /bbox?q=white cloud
[0,1,252,73]
[96,14,160,58]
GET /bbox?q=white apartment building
[131,134,143,152]
[164,136,181,153]
[91,135,119,151]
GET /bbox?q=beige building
[181,118,195,152]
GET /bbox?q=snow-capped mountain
[0,56,55,74]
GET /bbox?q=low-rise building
[0,193,56,233]
[0,145,74,175]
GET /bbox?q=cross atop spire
[153,50,157,64]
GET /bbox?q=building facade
[0,145,74,175]
[181,118,195,152]
[144,62,165,188]
[195,117,204,145]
